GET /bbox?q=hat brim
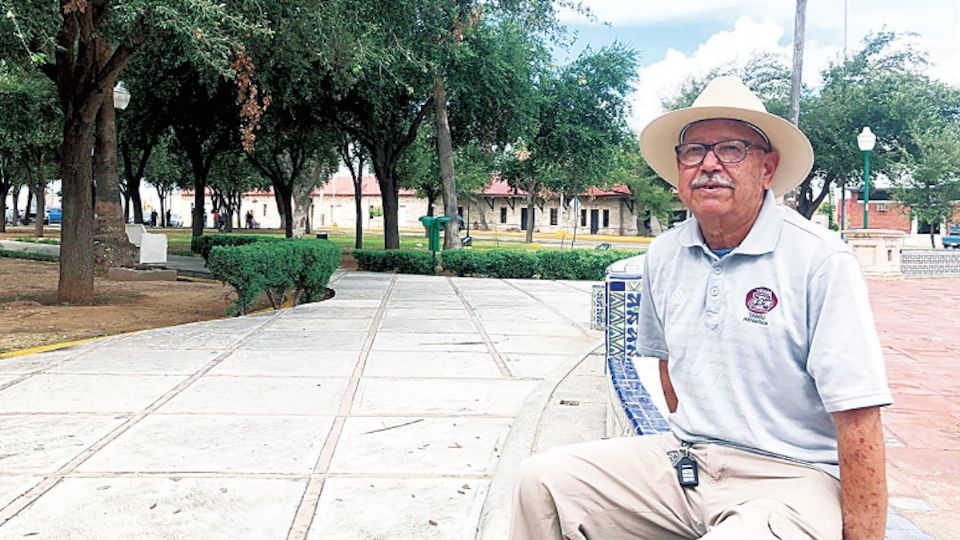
[639,106,814,196]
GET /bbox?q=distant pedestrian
[245,210,254,229]
[166,209,172,228]
[150,210,158,227]
[212,210,221,231]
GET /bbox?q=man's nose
[699,147,723,173]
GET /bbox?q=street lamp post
[113,81,131,110]
[857,127,876,228]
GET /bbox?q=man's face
[676,119,780,224]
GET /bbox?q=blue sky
[554,0,960,130]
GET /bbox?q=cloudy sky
[556,0,960,130]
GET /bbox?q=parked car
[47,208,62,225]
[943,225,960,249]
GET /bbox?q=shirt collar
[678,189,783,256]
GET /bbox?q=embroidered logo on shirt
[743,287,778,326]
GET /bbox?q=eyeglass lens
[677,140,749,165]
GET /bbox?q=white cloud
[629,17,795,131]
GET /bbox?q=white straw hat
[639,76,813,196]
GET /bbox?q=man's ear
[761,151,780,189]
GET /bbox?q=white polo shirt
[636,190,892,476]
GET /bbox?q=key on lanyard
[668,442,699,488]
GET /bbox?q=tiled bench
[595,258,932,540]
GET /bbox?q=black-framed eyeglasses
[674,139,772,166]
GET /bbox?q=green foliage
[605,136,675,232]
[208,239,340,315]
[497,43,639,235]
[14,237,59,245]
[892,124,960,246]
[0,248,58,263]
[441,248,643,280]
[190,233,279,263]
[538,249,641,281]
[353,249,435,275]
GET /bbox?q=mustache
[690,172,735,189]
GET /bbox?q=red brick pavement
[869,278,960,537]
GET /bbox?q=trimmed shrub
[290,240,341,302]
[440,248,643,281]
[439,249,486,277]
[191,234,279,263]
[208,239,341,315]
[0,249,59,263]
[538,249,642,281]
[353,249,434,275]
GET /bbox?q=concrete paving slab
[0,348,93,374]
[78,414,333,474]
[352,379,538,416]
[0,477,39,510]
[535,402,607,452]
[382,308,471,321]
[48,349,220,375]
[328,416,510,475]
[502,354,574,379]
[307,478,489,540]
[377,318,476,334]
[363,352,502,379]
[286,306,380,319]
[0,477,305,539]
[244,331,368,352]
[371,332,487,353]
[0,374,187,413]
[268,318,374,333]
[488,334,601,354]
[157,377,349,415]
[479,320,584,336]
[0,414,129,472]
[0,376,19,386]
[208,351,358,378]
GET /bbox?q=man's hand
[832,406,887,540]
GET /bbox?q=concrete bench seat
[125,224,168,264]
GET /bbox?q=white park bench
[124,224,168,264]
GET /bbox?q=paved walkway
[0,267,957,538]
[0,271,603,539]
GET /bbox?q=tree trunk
[371,148,401,249]
[472,195,489,230]
[129,177,144,224]
[426,188,437,216]
[59,117,98,305]
[353,176,364,249]
[0,183,8,234]
[10,184,21,229]
[525,180,537,243]
[434,78,460,250]
[789,0,807,127]
[23,190,33,225]
[94,87,137,272]
[32,151,46,238]
[292,178,315,238]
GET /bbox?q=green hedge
[208,239,340,315]
[191,234,279,263]
[441,248,642,280]
[538,249,641,281]
[353,249,435,275]
[0,248,59,263]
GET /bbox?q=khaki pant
[509,433,841,539]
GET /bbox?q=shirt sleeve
[635,254,669,359]
[806,252,893,412]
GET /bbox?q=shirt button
[713,266,722,275]
[710,286,719,296]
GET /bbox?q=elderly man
[510,77,891,539]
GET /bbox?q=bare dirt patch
[0,258,263,354]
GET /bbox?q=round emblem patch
[745,287,778,314]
